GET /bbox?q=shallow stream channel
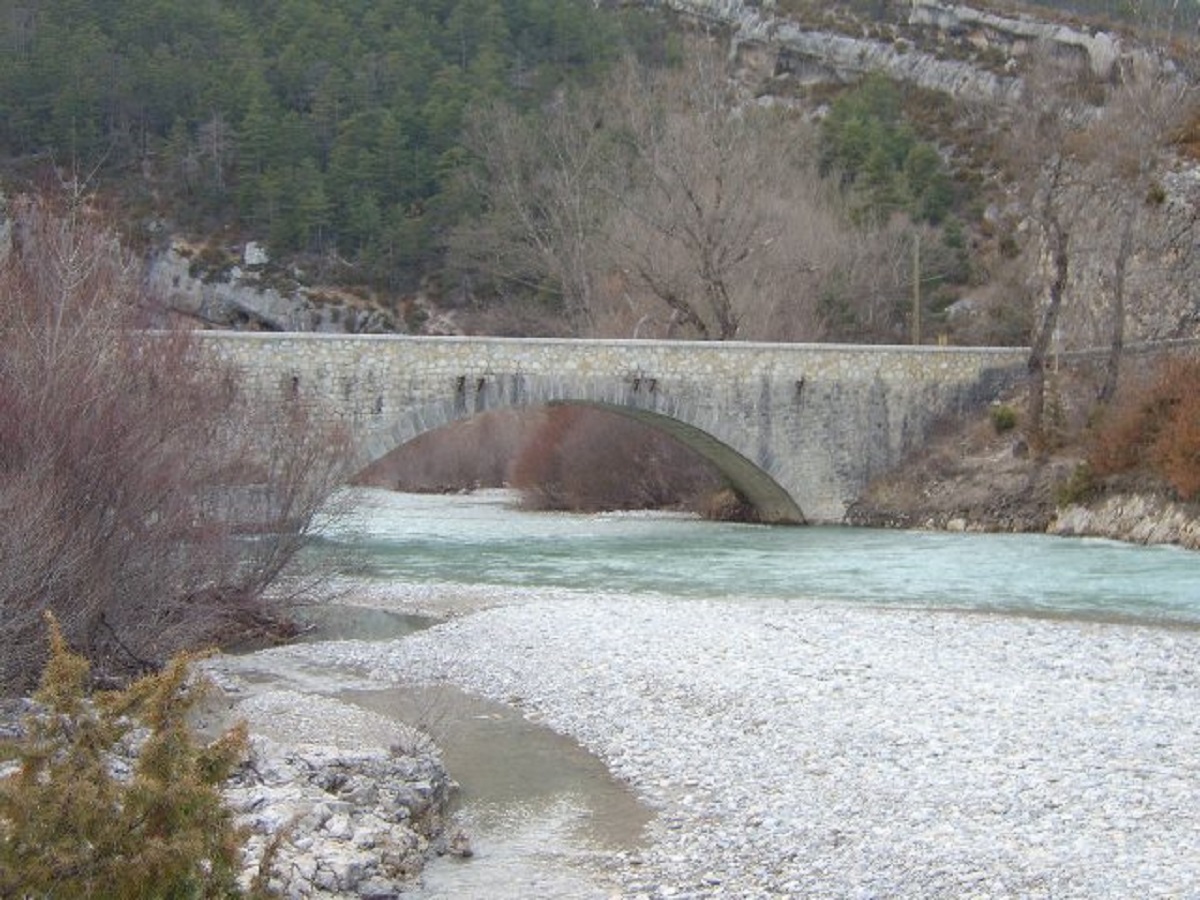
[239,488,1200,897]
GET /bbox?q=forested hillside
[0,0,663,289]
[1,0,1196,347]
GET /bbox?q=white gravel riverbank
[256,587,1200,899]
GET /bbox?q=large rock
[146,241,399,333]
[908,1,1120,79]
[663,0,1022,104]
[197,679,458,899]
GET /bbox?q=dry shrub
[0,190,344,694]
[698,487,761,523]
[509,406,722,512]
[1153,361,1200,500]
[1088,356,1200,501]
[354,410,536,492]
[1172,97,1200,161]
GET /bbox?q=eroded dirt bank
[846,409,1200,550]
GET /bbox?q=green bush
[990,404,1018,434]
[1056,462,1099,507]
[0,616,267,899]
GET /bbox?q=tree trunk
[1098,206,1135,404]
[1027,214,1069,447]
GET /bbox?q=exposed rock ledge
[146,241,399,333]
[845,411,1200,551]
[1051,494,1200,550]
[196,670,459,898]
[666,0,1022,105]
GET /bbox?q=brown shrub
[509,406,723,513]
[1088,356,1200,501]
[508,407,584,509]
[1173,98,1200,161]
[1153,361,1200,500]
[354,410,536,492]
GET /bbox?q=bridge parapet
[197,332,1029,523]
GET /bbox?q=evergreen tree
[0,617,258,899]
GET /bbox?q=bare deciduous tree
[449,90,615,330]
[1004,46,1097,445]
[0,187,346,693]
[603,52,771,340]
[1006,45,1195,443]
[452,43,923,343]
[599,49,942,344]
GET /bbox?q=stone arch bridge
[198,333,1028,524]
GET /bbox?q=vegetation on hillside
[0,0,986,342]
[4,0,1190,345]
[0,190,346,694]
[0,0,659,290]
[452,47,971,343]
[818,74,956,226]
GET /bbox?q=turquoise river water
[314,489,1200,627]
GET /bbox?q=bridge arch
[566,403,805,524]
[355,372,805,524]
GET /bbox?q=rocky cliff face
[661,0,1141,105]
[146,241,400,333]
[670,0,1020,102]
[1051,165,1200,350]
[907,1,1120,78]
[665,0,1199,350]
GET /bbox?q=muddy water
[270,595,651,897]
[292,604,432,642]
[227,635,650,898]
[342,685,651,849]
[341,685,651,899]
[290,605,651,852]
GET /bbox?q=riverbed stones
[261,585,1200,898]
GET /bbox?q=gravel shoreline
[254,586,1200,898]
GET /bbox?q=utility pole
[911,231,921,345]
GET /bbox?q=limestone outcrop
[661,0,1121,104]
[198,678,459,898]
[908,1,1120,79]
[146,241,398,334]
[1049,166,1200,350]
[1051,493,1200,550]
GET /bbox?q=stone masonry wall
[198,333,1028,523]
